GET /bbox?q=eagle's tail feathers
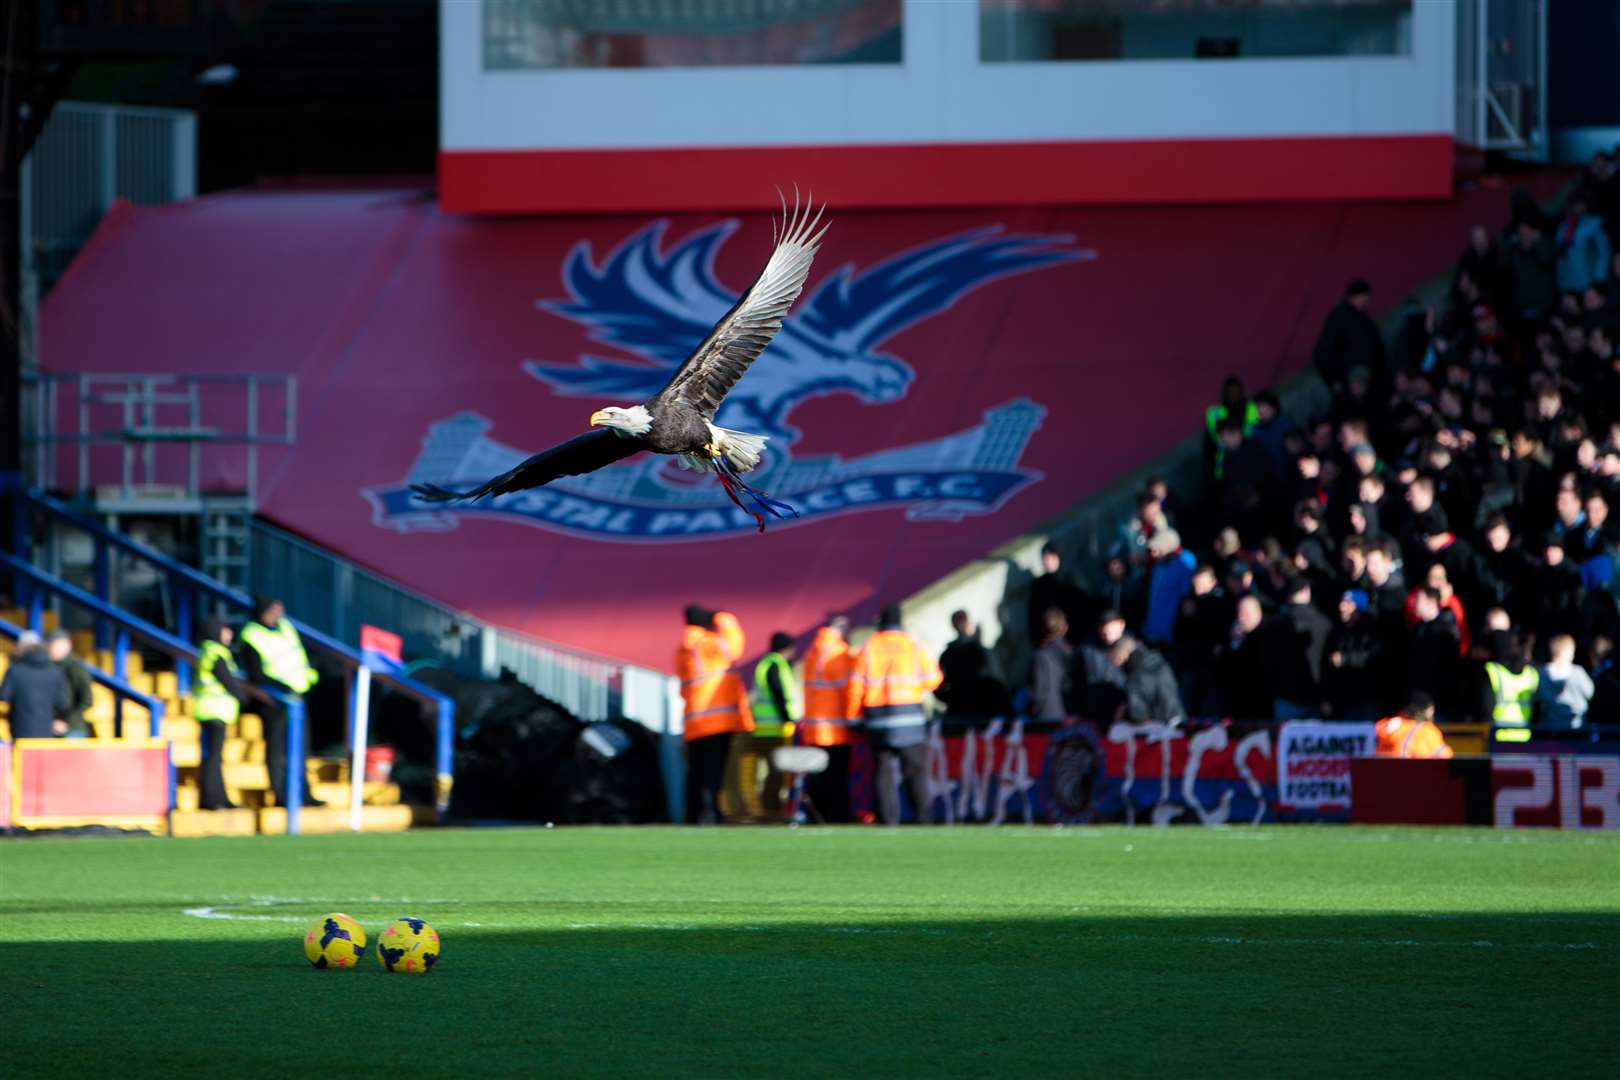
[713,427,768,473]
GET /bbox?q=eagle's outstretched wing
[411,429,641,503]
[650,188,828,419]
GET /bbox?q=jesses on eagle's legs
[713,454,799,533]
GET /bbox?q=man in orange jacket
[848,604,943,824]
[676,604,753,824]
[799,615,859,823]
[1376,691,1454,759]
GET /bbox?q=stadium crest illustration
[368,220,1094,540]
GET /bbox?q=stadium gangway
[1,554,316,832]
[8,487,456,821]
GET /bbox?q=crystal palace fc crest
[367,220,1094,541]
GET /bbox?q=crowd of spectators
[1018,157,1620,734]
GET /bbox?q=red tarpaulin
[40,178,1560,671]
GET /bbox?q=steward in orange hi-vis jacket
[847,604,943,825]
[797,616,860,822]
[677,605,753,824]
[1375,691,1454,760]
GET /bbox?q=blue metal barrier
[1,555,307,826]
[10,490,457,821]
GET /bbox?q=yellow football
[303,912,367,969]
[377,917,441,974]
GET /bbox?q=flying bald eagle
[412,191,829,531]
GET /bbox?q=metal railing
[0,613,167,742]
[25,372,297,501]
[20,102,197,287]
[8,488,455,830]
[1456,0,1548,159]
[249,518,679,728]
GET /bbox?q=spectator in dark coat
[1,632,70,739]
[1313,277,1387,394]
[936,610,1011,726]
[1173,564,1230,716]
[1588,637,1620,726]
[1326,590,1386,721]
[46,630,93,738]
[1219,595,1272,720]
[1261,579,1334,720]
[1217,420,1275,544]
[1109,634,1185,724]
[1071,609,1129,723]
[1506,220,1559,323]
[1471,514,1531,625]
[1027,542,1092,647]
[1408,587,1463,717]
[1029,608,1073,722]
[1531,534,1585,647]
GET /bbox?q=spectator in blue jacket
[1142,529,1196,646]
[1556,190,1613,294]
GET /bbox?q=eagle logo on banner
[368,221,1094,541]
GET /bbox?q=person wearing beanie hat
[2,630,71,739]
[1327,588,1385,722]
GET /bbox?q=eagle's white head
[589,404,653,437]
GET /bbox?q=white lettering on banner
[1276,721,1376,809]
[1182,725,1232,825]
[1110,723,1273,827]
[1494,756,1620,829]
[1233,729,1272,825]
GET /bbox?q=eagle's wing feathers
[652,189,828,418]
[411,428,640,502]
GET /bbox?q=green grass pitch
[3,826,1616,1078]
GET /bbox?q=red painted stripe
[439,135,1453,215]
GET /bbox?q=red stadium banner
[10,740,172,832]
[39,178,1566,670]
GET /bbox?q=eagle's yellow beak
[589,410,610,427]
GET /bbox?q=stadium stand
[1027,150,1620,739]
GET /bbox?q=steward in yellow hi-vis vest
[194,620,251,811]
[237,597,325,811]
[751,636,800,739]
[1483,631,1538,744]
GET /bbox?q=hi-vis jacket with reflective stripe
[1485,661,1539,740]
[847,629,942,732]
[1375,716,1454,759]
[799,627,859,747]
[676,611,754,742]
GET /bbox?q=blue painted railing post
[27,586,44,634]
[435,698,455,821]
[174,586,192,697]
[93,538,110,650]
[286,697,306,836]
[113,627,129,681]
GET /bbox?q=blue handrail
[0,614,167,739]
[1,555,312,832]
[10,488,455,818]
